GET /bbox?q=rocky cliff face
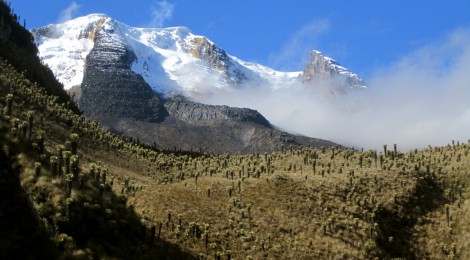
[79,19,167,123]
[188,37,253,86]
[73,18,336,153]
[32,15,343,153]
[165,96,271,127]
[302,51,366,91]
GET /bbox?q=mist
[189,28,470,151]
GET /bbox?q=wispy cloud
[58,2,81,23]
[193,27,470,151]
[149,0,174,28]
[268,19,331,71]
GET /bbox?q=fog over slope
[194,28,470,151]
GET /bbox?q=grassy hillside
[2,56,470,259]
[130,145,470,259]
[1,1,469,259]
[0,58,199,259]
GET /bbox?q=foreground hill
[1,2,469,259]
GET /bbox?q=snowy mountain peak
[31,14,113,88]
[32,14,366,96]
[303,50,366,89]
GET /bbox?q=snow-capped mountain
[31,14,365,98]
[28,14,361,153]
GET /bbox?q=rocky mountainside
[188,37,255,86]
[79,17,167,123]
[303,51,366,92]
[30,14,353,153]
[164,96,271,127]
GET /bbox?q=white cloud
[193,27,470,151]
[149,0,174,28]
[268,19,330,71]
[58,2,80,23]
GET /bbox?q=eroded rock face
[189,37,250,86]
[302,51,366,91]
[164,96,271,127]
[79,19,167,123]
[34,16,340,153]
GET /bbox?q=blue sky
[11,0,470,79]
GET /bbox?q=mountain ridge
[41,13,337,153]
[29,13,361,153]
[32,14,366,97]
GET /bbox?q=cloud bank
[149,0,174,28]
[193,27,470,151]
[58,2,80,23]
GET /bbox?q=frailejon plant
[26,110,33,139]
[70,133,78,155]
[5,93,13,116]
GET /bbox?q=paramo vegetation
[1,1,469,259]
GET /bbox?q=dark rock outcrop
[80,19,167,123]
[97,114,337,154]
[165,96,271,127]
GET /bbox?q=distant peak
[309,50,338,64]
[309,50,332,59]
[303,50,366,89]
